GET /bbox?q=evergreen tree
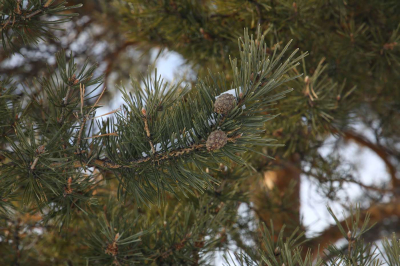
[1,0,400,265]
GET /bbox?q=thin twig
[304,170,392,194]
[89,108,120,120]
[25,9,42,19]
[30,145,45,170]
[85,132,118,139]
[16,0,22,15]
[88,86,107,115]
[103,42,137,86]
[80,83,85,116]
[43,0,53,8]
[59,80,74,124]
[76,84,86,152]
[30,157,39,170]
[64,87,71,106]
[76,85,108,151]
[341,130,399,189]
[142,108,156,154]
[2,16,11,29]
[50,134,242,170]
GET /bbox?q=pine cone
[206,130,228,151]
[214,93,236,115]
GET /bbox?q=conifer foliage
[1,0,82,52]
[1,0,400,265]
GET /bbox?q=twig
[141,108,156,154]
[340,130,399,190]
[25,0,54,19]
[59,85,72,124]
[89,108,120,120]
[2,16,11,29]
[304,170,392,194]
[88,86,107,115]
[25,9,42,19]
[76,85,108,150]
[85,132,118,139]
[43,0,53,8]
[15,0,22,15]
[80,83,85,116]
[30,157,39,170]
[64,134,241,169]
[31,145,45,170]
[103,42,137,86]
[76,84,86,152]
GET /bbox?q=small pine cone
[214,93,236,115]
[206,130,228,151]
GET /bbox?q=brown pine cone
[206,130,228,151]
[214,93,236,115]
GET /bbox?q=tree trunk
[250,154,302,240]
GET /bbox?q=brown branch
[303,170,392,194]
[103,41,137,86]
[320,217,400,263]
[25,9,43,19]
[48,134,242,170]
[341,130,398,189]
[71,143,207,169]
[308,199,400,259]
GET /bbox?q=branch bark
[341,130,399,190]
[103,41,137,86]
[250,154,302,239]
[308,199,400,259]
[1,135,242,170]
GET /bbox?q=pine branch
[44,134,242,170]
[0,0,82,52]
